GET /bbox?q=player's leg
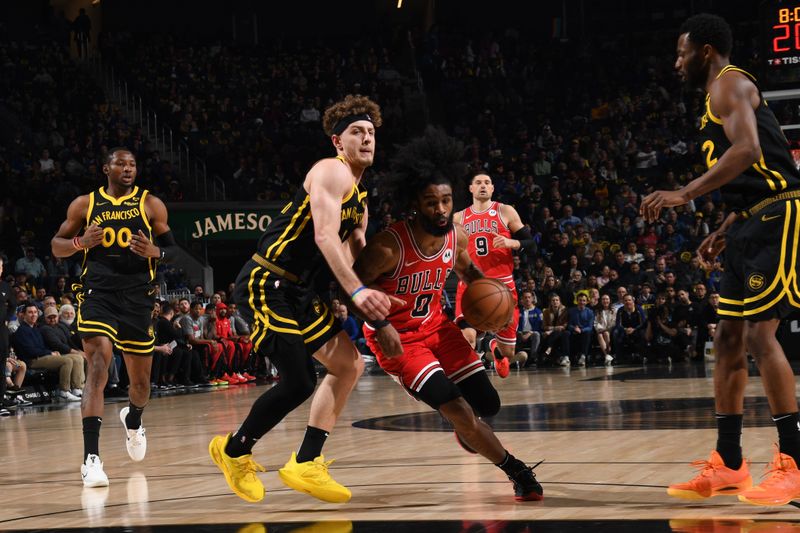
[670,217,753,500]
[211,333,315,502]
[276,325,361,504]
[489,306,521,377]
[308,330,364,435]
[119,351,152,462]
[421,374,543,501]
[739,318,800,505]
[113,288,157,462]
[80,335,114,487]
[430,322,543,500]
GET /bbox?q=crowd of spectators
[5,17,800,414]
[99,32,415,202]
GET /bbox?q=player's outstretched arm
[454,224,484,284]
[640,73,761,222]
[51,195,99,258]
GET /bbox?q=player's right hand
[375,324,403,358]
[697,230,726,269]
[353,287,405,321]
[80,224,104,249]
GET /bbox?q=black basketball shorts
[718,199,800,321]
[77,285,156,355]
[234,259,342,357]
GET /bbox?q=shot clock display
[762,0,800,86]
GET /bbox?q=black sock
[225,430,259,458]
[296,426,329,463]
[773,412,800,465]
[83,416,102,458]
[495,451,525,476]
[715,413,743,469]
[125,402,145,430]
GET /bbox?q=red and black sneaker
[509,460,544,501]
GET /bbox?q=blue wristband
[350,285,367,300]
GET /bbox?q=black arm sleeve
[155,230,179,263]
[511,227,538,255]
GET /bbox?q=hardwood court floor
[3,362,800,531]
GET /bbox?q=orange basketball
[461,278,515,332]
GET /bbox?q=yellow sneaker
[278,452,351,503]
[208,433,266,503]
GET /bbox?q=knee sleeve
[239,340,317,439]
[267,339,318,400]
[457,371,501,417]
[415,370,462,410]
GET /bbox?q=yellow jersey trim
[98,186,139,206]
[265,196,310,260]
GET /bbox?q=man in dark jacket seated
[13,303,83,400]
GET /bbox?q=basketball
[461,278,515,332]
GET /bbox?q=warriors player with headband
[209,95,401,504]
[454,174,537,377]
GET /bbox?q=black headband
[332,113,373,136]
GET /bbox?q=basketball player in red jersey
[352,128,543,501]
[454,174,537,377]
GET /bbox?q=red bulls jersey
[460,201,513,283]
[372,221,456,333]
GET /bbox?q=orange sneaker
[495,356,510,378]
[738,446,800,506]
[490,339,510,378]
[667,450,752,500]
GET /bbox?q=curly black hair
[387,126,468,209]
[679,13,733,56]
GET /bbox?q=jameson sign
[168,202,283,241]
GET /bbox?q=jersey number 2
[411,294,433,318]
[702,140,718,169]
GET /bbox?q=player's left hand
[489,231,516,250]
[130,230,160,258]
[640,189,687,222]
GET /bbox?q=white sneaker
[558,356,570,367]
[58,389,81,402]
[577,355,586,367]
[81,454,109,487]
[604,354,614,366]
[71,388,83,397]
[119,407,147,462]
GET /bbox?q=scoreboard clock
[762,0,800,87]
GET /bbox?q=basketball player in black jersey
[641,14,800,506]
[209,95,401,504]
[52,148,178,488]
